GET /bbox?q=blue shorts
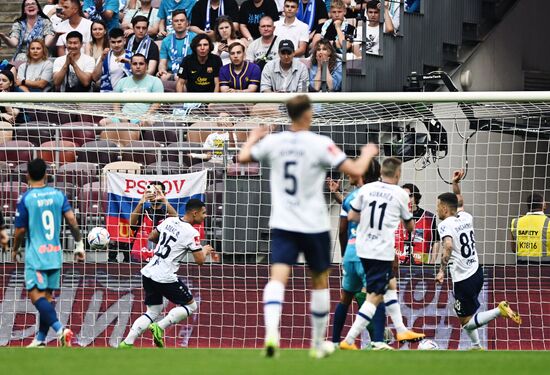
[453,266,484,317]
[24,268,61,291]
[341,261,365,293]
[271,229,331,273]
[360,258,394,295]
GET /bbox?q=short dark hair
[149,181,166,193]
[381,157,402,178]
[109,27,125,39]
[132,15,149,27]
[172,9,188,18]
[228,42,244,53]
[284,0,299,5]
[402,183,422,204]
[27,158,48,181]
[286,95,311,122]
[366,0,380,10]
[66,30,83,43]
[186,199,206,212]
[438,192,458,212]
[191,34,213,55]
[131,53,147,63]
[527,193,544,212]
[363,159,381,184]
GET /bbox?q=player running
[341,158,425,350]
[435,170,521,350]
[119,199,218,348]
[331,159,392,350]
[238,95,379,359]
[12,158,85,348]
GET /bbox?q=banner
[2,265,546,349]
[105,171,207,243]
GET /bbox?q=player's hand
[73,240,85,262]
[435,269,445,284]
[210,249,220,262]
[361,143,379,157]
[248,126,269,143]
[452,168,465,184]
[0,229,8,250]
[326,178,341,193]
[11,250,21,262]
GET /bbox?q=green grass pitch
[1,348,549,375]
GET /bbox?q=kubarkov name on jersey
[350,181,413,261]
[141,217,202,283]
[437,211,479,282]
[250,131,347,234]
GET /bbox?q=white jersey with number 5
[350,181,413,261]
[437,211,479,282]
[141,217,202,283]
[251,131,347,233]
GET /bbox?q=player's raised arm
[452,168,465,210]
[63,209,85,262]
[338,143,379,178]
[238,126,270,163]
[192,244,219,265]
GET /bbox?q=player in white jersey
[238,95,379,359]
[435,170,521,350]
[341,157,425,350]
[119,199,218,348]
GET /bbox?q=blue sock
[36,314,49,342]
[332,303,349,343]
[34,298,63,334]
[371,303,386,342]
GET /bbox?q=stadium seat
[14,161,54,183]
[166,141,204,165]
[0,140,34,165]
[144,161,189,175]
[76,140,120,167]
[121,140,161,166]
[103,161,141,174]
[57,162,100,186]
[189,162,225,182]
[0,121,13,143]
[0,181,27,215]
[77,181,106,216]
[187,122,216,143]
[249,103,282,118]
[52,181,77,204]
[61,122,98,146]
[38,140,77,166]
[227,162,261,177]
[14,121,55,146]
[99,122,141,146]
[207,103,250,117]
[142,122,179,146]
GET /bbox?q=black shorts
[360,258,394,295]
[142,275,193,306]
[271,229,331,273]
[453,266,484,317]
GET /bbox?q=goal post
[0,92,548,349]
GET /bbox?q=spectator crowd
[0,0,422,97]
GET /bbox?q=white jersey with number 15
[141,217,202,283]
[251,131,347,233]
[351,181,413,261]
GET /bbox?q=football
[418,339,440,350]
[87,227,110,250]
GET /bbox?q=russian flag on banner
[106,171,207,243]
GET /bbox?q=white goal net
[0,92,548,349]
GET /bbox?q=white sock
[263,280,285,343]
[310,289,330,349]
[158,306,192,330]
[384,289,407,334]
[463,308,500,330]
[464,327,481,348]
[344,301,376,345]
[124,315,153,345]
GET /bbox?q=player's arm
[63,209,85,261]
[339,216,348,257]
[509,219,517,253]
[429,217,441,263]
[148,228,160,243]
[237,126,270,163]
[435,237,452,283]
[452,169,465,209]
[348,207,360,222]
[338,143,378,178]
[191,244,218,266]
[11,227,26,262]
[327,178,343,204]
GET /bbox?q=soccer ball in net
[87,227,110,250]
[418,339,439,350]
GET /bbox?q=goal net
[0,92,548,350]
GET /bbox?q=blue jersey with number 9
[15,186,72,270]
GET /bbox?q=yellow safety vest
[510,212,550,257]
